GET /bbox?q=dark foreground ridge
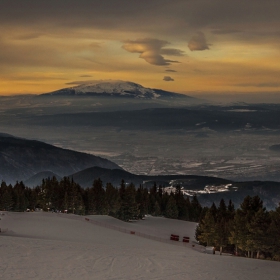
[0,134,122,184]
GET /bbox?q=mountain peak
[71,80,160,99]
[42,80,192,100]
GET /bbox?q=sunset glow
[1,0,280,96]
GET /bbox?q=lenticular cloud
[163,76,174,81]
[188,32,210,51]
[122,38,183,66]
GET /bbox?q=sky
[1,0,280,96]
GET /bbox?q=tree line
[0,177,203,222]
[1,177,279,261]
[196,196,280,261]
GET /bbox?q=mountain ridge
[23,166,280,210]
[0,134,122,184]
[41,80,194,100]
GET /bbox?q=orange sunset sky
[0,0,280,96]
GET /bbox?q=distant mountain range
[67,167,280,210]
[25,165,280,210]
[0,133,121,184]
[28,105,280,132]
[69,166,232,188]
[41,80,194,100]
[1,132,280,210]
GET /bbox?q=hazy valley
[1,82,280,210]
[1,85,280,183]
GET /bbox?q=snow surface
[1,212,280,279]
[71,80,161,99]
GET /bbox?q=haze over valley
[1,82,280,182]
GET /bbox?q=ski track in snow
[0,212,280,279]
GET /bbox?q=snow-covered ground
[60,80,161,99]
[1,212,280,279]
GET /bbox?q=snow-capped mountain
[42,80,192,100]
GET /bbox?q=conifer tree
[165,195,178,219]
[268,205,280,260]
[161,192,169,214]
[135,185,149,218]
[62,191,69,212]
[0,189,14,211]
[215,199,229,254]
[118,183,138,221]
[196,207,217,246]
[91,178,107,215]
[230,195,265,257]
[119,179,126,200]
[154,200,161,216]
[105,182,120,217]
[247,207,271,259]
[13,181,28,211]
[175,185,189,220]
[0,182,14,211]
[230,196,252,256]
[148,183,157,215]
[190,195,202,222]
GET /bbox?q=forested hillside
[1,176,280,261]
[196,196,280,261]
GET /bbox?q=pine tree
[230,196,251,256]
[0,182,14,211]
[175,185,189,220]
[62,191,69,212]
[135,185,149,219]
[196,208,217,246]
[105,183,120,217]
[91,178,107,215]
[0,190,14,211]
[230,195,265,258]
[119,179,126,200]
[165,195,178,219]
[148,183,157,215]
[161,192,169,215]
[118,183,138,221]
[247,207,271,259]
[190,195,202,222]
[154,200,161,216]
[215,199,229,255]
[13,181,28,211]
[268,205,280,260]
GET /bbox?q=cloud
[89,42,102,50]
[188,32,210,51]
[163,76,174,81]
[235,82,280,88]
[0,0,279,96]
[14,33,44,40]
[165,69,177,72]
[80,75,92,78]
[65,80,92,85]
[211,29,242,35]
[122,38,183,66]
[160,48,184,56]
[1,1,280,44]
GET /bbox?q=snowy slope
[74,80,160,98]
[1,212,280,280]
[43,80,190,99]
